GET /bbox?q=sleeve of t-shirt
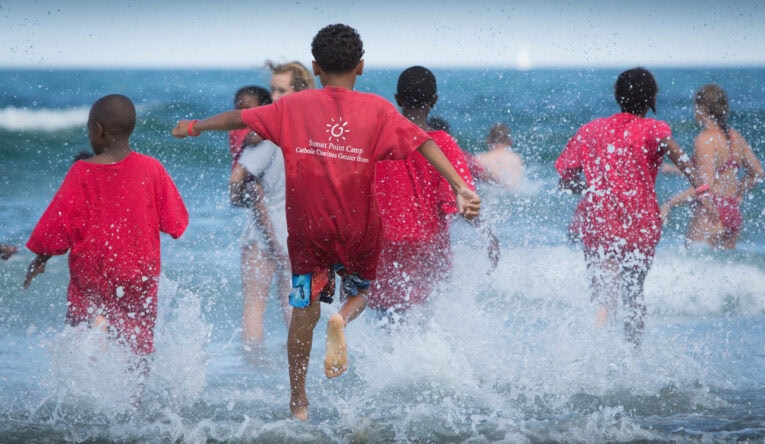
[555,128,586,180]
[652,120,672,141]
[157,165,189,239]
[240,103,281,145]
[26,168,78,256]
[373,108,431,161]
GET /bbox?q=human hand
[22,256,48,289]
[171,119,199,138]
[0,244,17,260]
[456,187,481,220]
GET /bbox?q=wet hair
[428,116,450,133]
[397,66,437,109]
[234,85,271,107]
[311,24,365,74]
[487,123,512,145]
[614,67,658,115]
[266,61,315,91]
[695,83,730,138]
[89,94,136,136]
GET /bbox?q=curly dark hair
[397,66,437,109]
[234,85,271,107]
[311,24,365,73]
[614,67,658,115]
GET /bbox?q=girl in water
[661,84,764,249]
[231,62,315,350]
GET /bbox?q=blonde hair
[266,61,315,92]
[695,83,730,137]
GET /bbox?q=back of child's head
[614,67,658,115]
[235,85,272,107]
[695,83,729,132]
[311,24,364,74]
[267,61,316,91]
[397,66,437,109]
[90,94,136,136]
[487,123,512,145]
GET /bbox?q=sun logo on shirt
[326,117,350,142]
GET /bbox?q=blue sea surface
[0,68,764,442]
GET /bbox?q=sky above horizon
[1,0,764,69]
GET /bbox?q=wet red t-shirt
[27,152,188,354]
[241,86,428,279]
[371,130,475,310]
[555,112,671,257]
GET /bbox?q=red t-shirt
[240,86,429,278]
[376,129,475,243]
[26,152,189,354]
[371,130,475,310]
[555,112,671,256]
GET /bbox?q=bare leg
[587,253,620,328]
[276,260,293,330]
[324,289,368,378]
[288,301,321,420]
[241,245,275,348]
[622,265,648,349]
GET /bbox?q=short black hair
[397,66,437,109]
[90,94,136,136]
[235,85,271,106]
[428,116,450,133]
[614,67,658,115]
[311,24,364,74]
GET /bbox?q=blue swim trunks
[289,264,370,308]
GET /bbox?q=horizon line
[1,63,764,71]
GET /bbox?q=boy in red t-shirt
[372,66,499,315]
[555,68,699,348]
[172,24,481,420]
[24,94,189,362]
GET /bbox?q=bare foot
[290,402,309,421]
[324,313,348,378]
[595,306,608,328]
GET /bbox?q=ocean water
[0,67,764,443]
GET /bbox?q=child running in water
[555,68,700,348]
[24,94,188,366]
[172,24,481,420]
[226,85,294,350]
[371,65,499,316]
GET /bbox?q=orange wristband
[187,119,199,137]
[695,184,709,195]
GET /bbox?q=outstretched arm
[660,187,703,223]
[417,140,481,220]
[661,136,716,223]
[662,137,696,185]
[172,110,246,138]
[23,254,50,289]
